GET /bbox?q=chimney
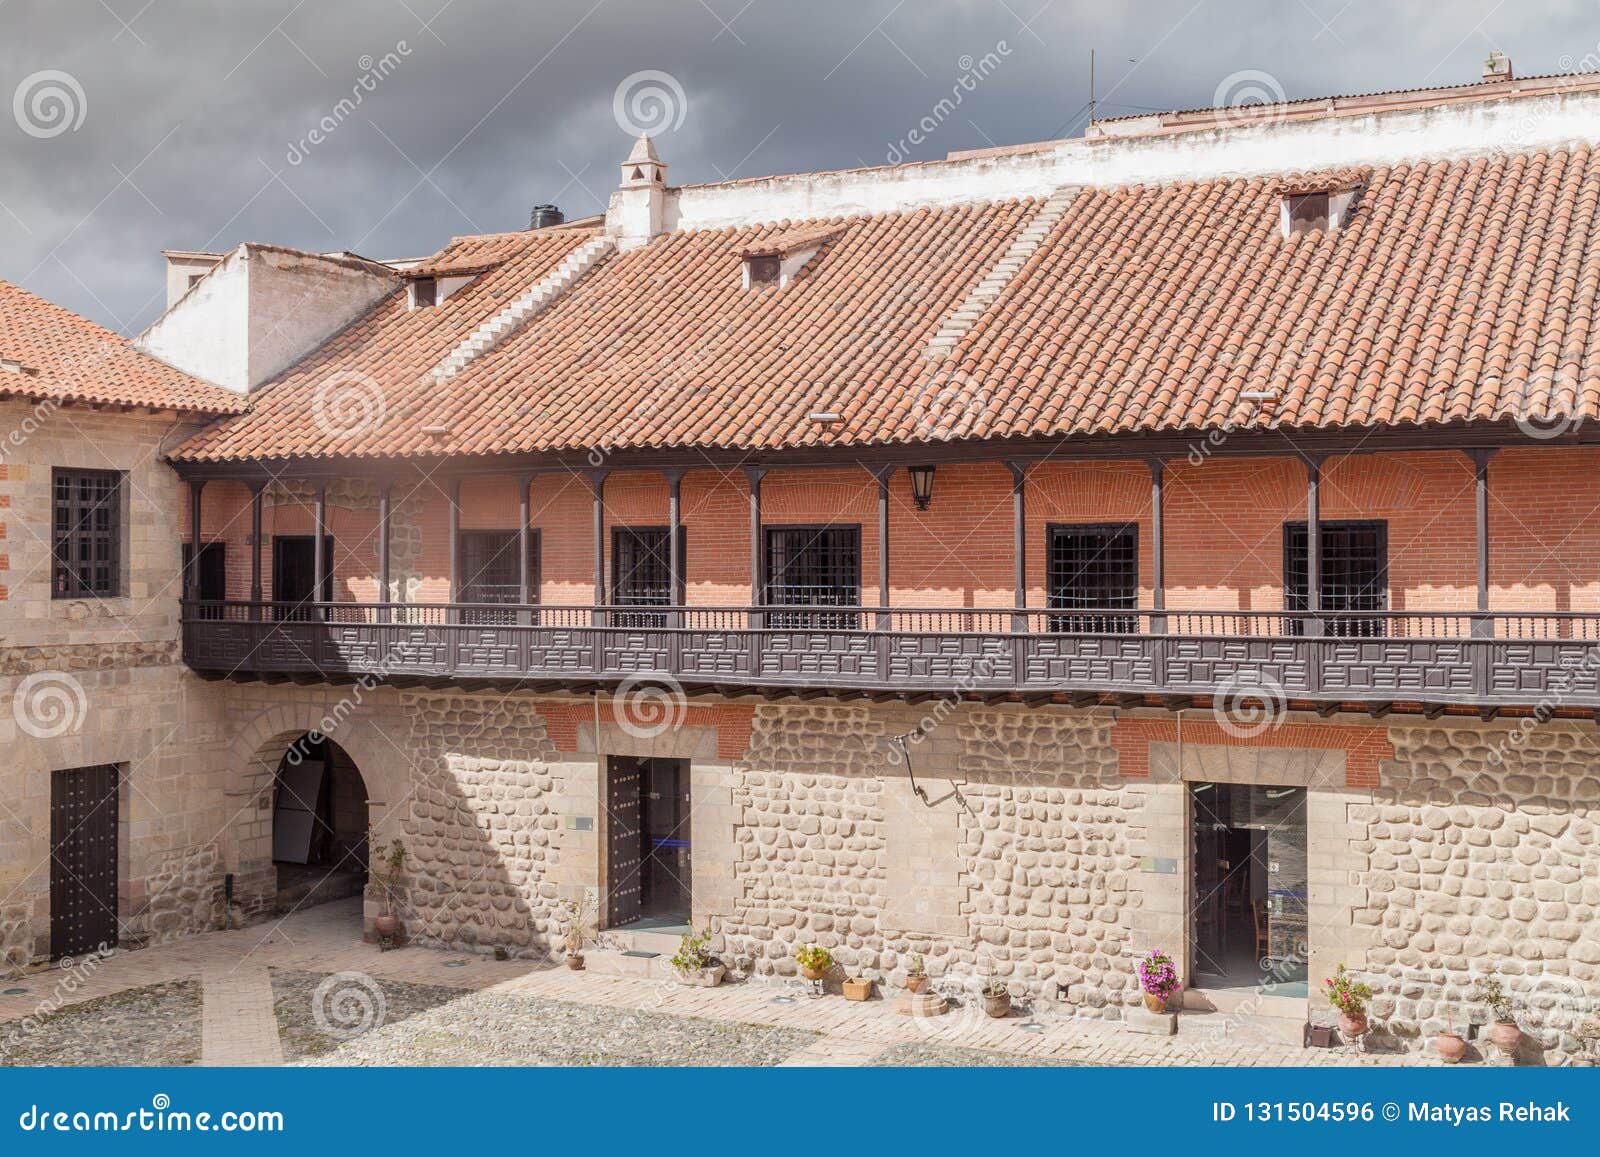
[529,204,564,229]
[605,134,669,250]
[1482,49,1513,83]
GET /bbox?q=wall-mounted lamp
[908,464,936,511]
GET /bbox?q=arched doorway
[270,733,369,912]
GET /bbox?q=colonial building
[4,58,1599,1059]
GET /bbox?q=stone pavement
[0,899,1423,1067]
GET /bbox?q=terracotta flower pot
[1490,1020,1521,1057]
[1143,991,1170,1013]
[984,992,1011,1019]
[1338,1010,1368,1040]
[906,975,929,994]
[374,913,402,940]
[800,964,829,982]
[566,954,585,971]
[1435,1031,1467,1064]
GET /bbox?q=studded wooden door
[50,764,119,959]
[605,757,644,928]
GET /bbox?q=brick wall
[182,447,1600,614]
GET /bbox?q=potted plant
[669,924,725,987]
[982,977,1011,1019]
[1137,949,1181,1013]
[560,897,590,970]
[795,944,833,981]
[1325,964,1373,1040]
[842,976,873,1001]
[905,953,930,994]
[1470,975,1521,1058]
[367,834,407,943]
[1434,1002,1468,1064]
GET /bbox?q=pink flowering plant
[1137,950,1180,999]
[1324,964,1372,1015]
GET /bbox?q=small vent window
[745,255,781,287]
[410,277,437,308]
[1286,192,1330,236]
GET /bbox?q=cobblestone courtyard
[0,899,1431,1068]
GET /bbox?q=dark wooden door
[272,535,333,619]
[605,757,644,927]
[182,541,227,619]
[50,765,119,959]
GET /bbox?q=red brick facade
[1110,716,1394,788]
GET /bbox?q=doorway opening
[271,534,333,619]
[270,734,369,914]
[604,756,691,932]
[1190,782,1308,996]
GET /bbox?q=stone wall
[1357,723,1600,1063]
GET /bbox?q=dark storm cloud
[0,0,1588,331]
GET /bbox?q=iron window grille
[1283,520,1388,637]
[457,529,540,625]
[1046,522,1139,633]
[610,527,683,628]
[52,468,123,598]
[763,525,861,629]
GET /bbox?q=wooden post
[1471,449,1496,638]
[518,474,534,624]
[589,470,608,625]
[446,478,461,622]
[1008,461,1027,631]
[186,480,205,605]
[1305,457,1322,638]
[313,483,327,622]
[664,469,684,626]
[378,484,392,623]
[874,466,893,630]
[249,481,264,620]
[1149,458,1166,634]
[745,466,765,628]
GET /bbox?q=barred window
[1284,520,1387,637]
[52,469,122,598]
[1046,523,1138,633]
[764,525,860,629]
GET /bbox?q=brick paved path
[0,900,1422,1067]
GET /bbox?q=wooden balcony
[180,601,1600,711]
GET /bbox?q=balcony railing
[180,600,1600,708]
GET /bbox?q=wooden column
[664,469,684,626]
[312,483,327,621]
[745,466,765,627]
[186,480,205,604]
[588,470,608,624]
[874,466,893,629]
[1304,457,1322,637]
[249,481,264,619]
[1008,461,1027,631]
[377,484,392,622]
[446,478,461,621]
[1471,449,1497,638]
[518,474,534,624]
[1148,458,1166,634]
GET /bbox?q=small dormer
[1278,176,1365,238]
[403,263,495,309]
[740,225,841,289]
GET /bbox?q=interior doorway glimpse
[605,756,691,932]
[1190,782,1308,997]
[271,734,369,914]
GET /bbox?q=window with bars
[456,529,540,625]
[52,469,123,598]
[611,526,683,628]
[1046,523,1139,633]
[1283,520,1387,637]
[763,525,860,629]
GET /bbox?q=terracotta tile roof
[175,144,1600,461]
[739,224,844,257]
[0,277,246,414]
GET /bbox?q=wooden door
[605,758,644,927]
[50,765,119,959]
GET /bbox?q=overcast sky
[0,0,1589,332]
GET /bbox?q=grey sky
[0,0,1586,332]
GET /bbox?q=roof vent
[1483,50,1513,83]
[530,204,564,230]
